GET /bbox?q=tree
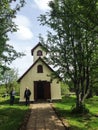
[1,68,19,93]
[39,0,98,113]
[0,0,25,76]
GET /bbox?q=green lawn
[0,96,29,130]
[54,96,98,130]
[0,94,98,130]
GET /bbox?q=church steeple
[31,42,47,63]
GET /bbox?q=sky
[8,0,51,77]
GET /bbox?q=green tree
[1,68,19,93]
[61,82,69,96]
[39,0,98,113]
[0,0,25,76]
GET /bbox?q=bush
[71,104,89,115]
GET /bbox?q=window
[37,65,43,73]
[37,50,42,56]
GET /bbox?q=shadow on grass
[54,107,89,130]
[0,107,30,130]
[0,96,20,105]
[0,97,30,130]
[61,95,76,104]
[54,96,76,115]
[54,96,98,130]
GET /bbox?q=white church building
[18,42,61,102]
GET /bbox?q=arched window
[37,65,43,73]
[37,50,42,56]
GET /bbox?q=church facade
[18,42,61,102]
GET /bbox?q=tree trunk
[72,82,89,114]
[76,86,83,109]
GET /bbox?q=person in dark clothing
[10,88,15,105]
[24,88,31,105]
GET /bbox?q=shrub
[71,104,89,115]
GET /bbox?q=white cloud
[14,15,33,40]
[15,15,31,27]
[8,40,34,77]
[16,25,33,40]
[34,0,51,11]
[11,54,32,77]
[8,1,52,77]
[8,14,35,76]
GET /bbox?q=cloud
[8,14,35,76]
[34,0,51,11]
[8,40,34,77]
[8,1,52,77]
[16,25,33,40]
[15,15,31,27]
[14,15,33,40]
[11,54,32,77]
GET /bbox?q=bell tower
[31,42,47,63]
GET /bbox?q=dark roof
[31,42,44,55]
[17,57,55,82]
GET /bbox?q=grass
[0,96,29,130]
[54,95,98,130]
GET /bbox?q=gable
[17,57,55,82]
[31,42,47,56]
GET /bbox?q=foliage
[61,82,70,96]
[0,68,19,94]
[0,85,6,96]
[0,68,20,97]
[54,96,98,130]
[38,0,98,112]
[13,81,20,95]
[0,0,25,77]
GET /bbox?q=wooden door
[37,81,44,99]
[34,81,37,100]
[44,81,51,99]
[34,81,51,100]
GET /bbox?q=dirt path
[25,103,66,130]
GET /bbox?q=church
[18,42,61,102]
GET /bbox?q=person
[24,87,31,106]
[10,88,15,105]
